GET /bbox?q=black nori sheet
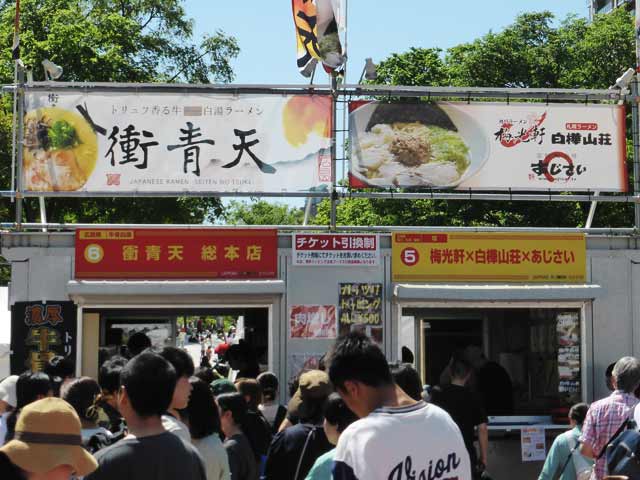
[365,102,457,132]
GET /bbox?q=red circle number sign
[401,247,419,266]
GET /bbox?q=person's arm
[579,408,597,459]
[277,417,293,433]
[580,441,595,459]
[478,423,489,468]
[539,435,565,480]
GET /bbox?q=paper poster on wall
[292,234,379,266]
[521,427,546,462]
[288,354,323,389]
[557,312,581,399]
[289,305,337,339]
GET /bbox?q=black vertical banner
[10,302,77,374]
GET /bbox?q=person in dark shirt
[228,341,261,379]
[465,346,513,416]
[217,392,259,480]
[389,362,423,401]
[431,355,489,480]
[85,352,206,480]
[264,370,333,480]
[126,331,152,358]
[235,378,272,467]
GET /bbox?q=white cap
[0,375,19,408]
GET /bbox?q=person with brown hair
[61,377,114,452]
[0,397,98,479]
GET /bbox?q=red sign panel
[75,229,278,280]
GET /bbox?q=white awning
[394,283,603,302]
[67,280,285,305]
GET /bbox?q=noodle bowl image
[23,107,98,191]
[350,103,484,188]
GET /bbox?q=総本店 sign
[75,229,278,280]
[350,101,627,192]
[392,232,586,283]
[23,91,332,193]
[11,301,77,374]
[293,234,379,266]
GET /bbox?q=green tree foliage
[0,0,239,224]
[223,200,304,226]
[315,9,635,228]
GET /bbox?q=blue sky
[184,1,588,85]
[182,1,589,210]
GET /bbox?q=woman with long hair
[185,378,230,480]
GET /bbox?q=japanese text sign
[350,101,627,192]
[75,229,278,280]
[557,312,581,400]
[289,305,337,339]
[11,301,77,374]
[338,283,383,335]
[23,91,332,193]
[292,234,379,266]
[392,232,586,283]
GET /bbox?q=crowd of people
[1,328,639,480]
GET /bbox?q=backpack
[605,413,640,477]
[85,428,125,454]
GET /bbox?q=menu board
[557,312,581,398]
[338,283,383,336]
[11,301,77,374]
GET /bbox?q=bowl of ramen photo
[349,102,489,188]
[23,107,98,191]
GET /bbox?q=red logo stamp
[106,174,121,186]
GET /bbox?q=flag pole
[634,1,640,229]
[10,0,20,206]
[12,0,24,228]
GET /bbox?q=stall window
[409,308,582,419]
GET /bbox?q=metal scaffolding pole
[635,1,640,229]
[16,81,625,102]
[632,80,640,229]
[330,73,338,230]
[14,65,24,229]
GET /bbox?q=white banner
[349,101,627,192]
[23,91,332,193]
[292,233,379,266]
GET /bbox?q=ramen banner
[349,101,627,192]
[22,91,332,194]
